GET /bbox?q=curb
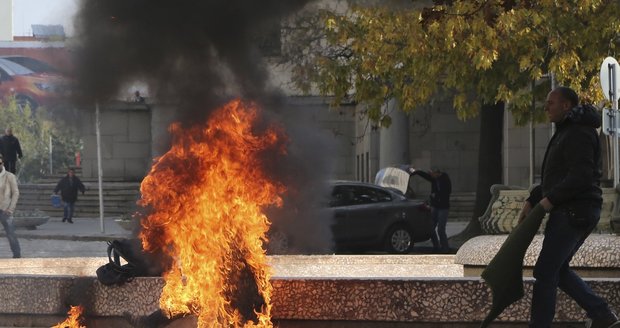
[0,233,129,242]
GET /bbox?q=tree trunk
[450,102,505,247]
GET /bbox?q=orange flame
[139,99,286,327]
[51,305,86,328]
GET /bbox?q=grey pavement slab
[0,216,469,280]
[0,216,469,259]
[13,216,132,241]
[0,216,132,259]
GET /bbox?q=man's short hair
[555,86,579,107]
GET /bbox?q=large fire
[51,305,86,328]
[139,99,287,327]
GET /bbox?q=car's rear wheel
[384,225,413,254]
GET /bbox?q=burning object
[139,99,286,327]
[51,305,86,328]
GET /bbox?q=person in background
[0,128,23,174]
[403,166,452,253]
[54,168,85,224]
[0,155,20,258]
[133,90,145,103]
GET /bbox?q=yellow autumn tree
[286,0,620,238]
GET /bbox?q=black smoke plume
[73,0,335,254]
[73,0,311,119]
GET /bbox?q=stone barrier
[478,184,618,235]
[0,275,616,326]
[456,234,620,277]
[459,184,620,278]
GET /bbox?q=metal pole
[529,79,535,186]
[608,64,620,188]
[96,102,105,233]
[503,108,509,184]
[530,121,535,185]
[550,74,557,136]
[48,135,52,175]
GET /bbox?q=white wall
[0,0,12,41]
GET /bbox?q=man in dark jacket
[518,86,619,328]
[0,128,22,174]
[404,167,451,253]
[54,168,85,223]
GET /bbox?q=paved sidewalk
[12,216,133,241]
[416,220,469,249]
[13,217,468,242]
[0,216,132,258]
[0,216,470,258]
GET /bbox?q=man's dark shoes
[586,312,620,328]
[68,218,73,224]
[12,254,20,259]
[62,218,67,222]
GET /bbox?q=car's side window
[373,188,393,202]
[330,186,354,207]
[330,185,393,206]
[351,186,392,204]
[0,68,9,81]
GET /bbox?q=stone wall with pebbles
[271,278,620,323]
[0,275,618,324]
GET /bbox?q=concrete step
[16,182,141,217]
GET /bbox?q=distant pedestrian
[0,128,23,174]
[54,168,85,224]
[0,155,21,258]
[404,166,452,253]
[133,90,145,103]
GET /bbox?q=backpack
[96,238,167,286]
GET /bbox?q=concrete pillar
[379,98,410,169]
[0,0,12,41]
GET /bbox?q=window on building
[366,151,370,183]
[361,153,365,182]
[356,155,360,181]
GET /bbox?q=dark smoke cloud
[262,98,337,254]
[73,0,312,119]
[74,0,337,254]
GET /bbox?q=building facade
[0,0,11,42]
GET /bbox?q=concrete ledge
[272,278,620,323]
[0,275,617,324]
[455,234,620,277]
[0,258,107,276]
[0,256,616,325]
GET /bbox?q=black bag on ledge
[96,238,167,286]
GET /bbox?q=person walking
[518,86,619,328]
[0,156,21,258]
[403,166,451,253]
[54,168,85,224]
[0,128,23,174]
